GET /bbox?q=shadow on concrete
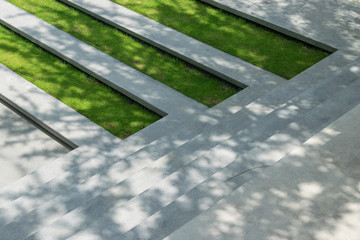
[0,0,359,239]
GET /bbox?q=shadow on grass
[111,0,330,79]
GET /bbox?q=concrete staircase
[0,0,359,239]
[11,58,359,240]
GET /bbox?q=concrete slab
[59,0,285,88]
[0,0,207,119]
[166,102,360,240]
[0,101,69,188]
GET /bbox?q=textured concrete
[59,0,285,88]
[43,60,360,240]
[0,101,69,188]
[0,0,359,239]
[167,101,360,240]
[0,0,207,118]
[0,29,347,236]
[0,52,347,239]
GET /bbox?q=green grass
[7,0,239,107]
[111,0,330,79]
[0,24,160,139]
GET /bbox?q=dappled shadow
[0,58,355,239]
[200,0,360,56]
[108,0,330,80]
[0,0,209,123]
[165,109,360,239]
[0,22,161,140]
[9,0,239,107]
[0,100,69,188]
[0,0,359,240]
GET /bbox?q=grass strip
[111,0,330,79]
[0,24,160,139]
[7,0,239,107]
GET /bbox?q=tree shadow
[110,0,330,79]
[0,0,359,240]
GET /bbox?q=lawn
[111,0,330,79]
[0,24,160,139]
[7,0,239,107]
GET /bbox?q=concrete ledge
[200,0,337,52]
[0,0,207,118]
[59,0,285,88]
[0,64,120,148]
[200,0,360,54]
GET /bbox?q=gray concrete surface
[0,0,359,239]
[51,59,360,240]
[167,100,360,240]
[0,101,69,188]
[1,54,354,240]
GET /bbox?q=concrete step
[15,61,360,240]
[60,62,360,240]
[0,47,349,239]
[0,0,208,118]
[0,44,286,230]
[0,36,344,225]
[0,88,271,237]
[0,78,276,233]
[0,73,272,206]
[165,100,360,240]
[0,100,70,188]
[0,50,350,238]
[0,0,343,207]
